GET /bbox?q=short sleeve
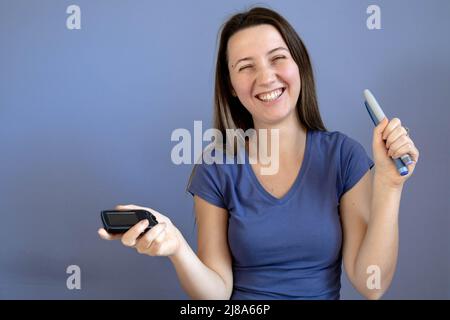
[338,136,375,199]
[187,162,227,209]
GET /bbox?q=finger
[145,208,168,224]
[135,223,167,253]
[98,228,122,241]
[385,126,408,149]
[115,205,167,224]
[401,139,418,161]
[115,204,143,211]
[136,207,169,224]
[390,142,414,160]
[382,118,402,140]
[403,139,419,162]
[387,136,412,157]
[121,219,149,247]
[374,117,389,135]
[148,228,167,255]
[373,118,389,149]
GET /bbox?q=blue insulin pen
[364,89,413,176]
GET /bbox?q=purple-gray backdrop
[0,0,448,299]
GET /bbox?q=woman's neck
[252,113,307,164]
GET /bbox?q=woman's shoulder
[193,144,243,174]
[311,129,367,156]
[188,144,243,198]
[311,129,351,145]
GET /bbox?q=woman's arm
[169,195,233,299]
[341,117,419,299]
[340,170,401,299]
[98,200,233,300]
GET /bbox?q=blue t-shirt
[187,129,374,300]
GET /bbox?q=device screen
[107,213,140,226]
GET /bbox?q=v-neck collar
[244,129,312,205]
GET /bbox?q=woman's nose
[256,66,277,87]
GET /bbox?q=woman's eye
[239,65,252,71]
[273,55,286,61]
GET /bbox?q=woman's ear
[231,88,237,97]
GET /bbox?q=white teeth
[257,88,283,102]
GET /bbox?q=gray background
[0,0,449,299]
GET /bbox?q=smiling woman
[185,6,418,300]
[99,6,419,300]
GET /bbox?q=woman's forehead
[227,25,287,61]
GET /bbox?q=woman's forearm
[169,230,231,300]
[353,175,402,299]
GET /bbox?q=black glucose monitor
[101,209,158,234]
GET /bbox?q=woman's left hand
[372,117,420,188]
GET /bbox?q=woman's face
[227,24,301,127]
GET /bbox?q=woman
[98,7,419,300]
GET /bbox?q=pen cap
[364,89,386,123]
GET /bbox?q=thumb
[373,117,389,147]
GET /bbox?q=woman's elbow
[351,276,388,300]
[362,289,385,300]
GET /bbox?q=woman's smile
[255,87,286,105]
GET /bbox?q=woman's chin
[256,110,295,127]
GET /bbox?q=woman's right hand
[98,204,183,257]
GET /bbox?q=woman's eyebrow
[267,46,289,55]
[232,46,289,69]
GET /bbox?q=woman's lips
[255,87,286,103]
